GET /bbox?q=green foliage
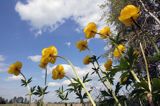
[56,86,68,101]
[21,77,32,87]
[33,86,49,97]
[66,73,92,103]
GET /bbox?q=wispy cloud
[48,80,70,87]
[47,64,97,78]
[0,55,8,72]
[6,75,23,81]
[0,55,5,62]
[28,55,41,62]
[0,63,8,72]
[15,0,109,35]
[65,42,71,47]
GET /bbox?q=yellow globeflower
[76,40,88,51]
[42,46,58,64]
[52,68,58,80]
[39,56,48,69]
[104,59,112,71]
[99,26,111,39]
[52,65,65,80]
[84,22,97,39]
[8,61,22,76]
[113,44,126,58]
[83,55,91,65]
[118,5,140,26]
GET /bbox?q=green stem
[41,68,48,106]
[140,43,152,92]
[45,67,48,86]
[41,95,44,106]
[57,56,96,106]
[112,92,121,106]
[20,72,31,106]
[130,70,140,82]
[92,62,121,106]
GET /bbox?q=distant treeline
[0,96,29,104]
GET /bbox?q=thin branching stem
[56,56,96,106]
[140,43,152,92]
[20,72,31,106]
[45,67,48,86]
[140,42,154,106]
[92,61,121,106]
[130,70,140,82]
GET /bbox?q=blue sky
[0,0,112,102]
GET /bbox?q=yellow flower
[76,40,88,51]
[52,65,65,80]
[39,56,48,69]
[8,61,22,76]
[118,5,140,26]
[113,44,126,58]
[83,22,97,39]
[83,55,91,65]
[42,46,58,64]
[99,26,111,39]
[104,59,112,71]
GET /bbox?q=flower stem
[41,67,48,106]
[20,72,31,106]
[140,43,152,92]
[57,56,96,106]
[140,42,154,106]
[45,67,48,86]
[92,61,121,106]
[130,70,140,82]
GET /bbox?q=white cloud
[48,82,60,87]
[0,55,5,62]
[47,64,96,78]
[48,79,70,87]
[65,42,71,47]
[0,63,8,72]
[28,55,41,62]
[15,0,109,34]
[7,75,23,81]
[0,55,8,72]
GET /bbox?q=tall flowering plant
[7,2,160,106]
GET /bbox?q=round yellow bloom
[83,22,97,39]
[83,55,91,65]
[52,65,65,80]
[113,44,126,58]
[76,40,88,52]
[39,56,48,69]
[104,59,112,71]
[8,61,22,76]
[42,46,58,64]
[118,5,140,26]
[99,26,111,39]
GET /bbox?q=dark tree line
[0,96,29,104]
